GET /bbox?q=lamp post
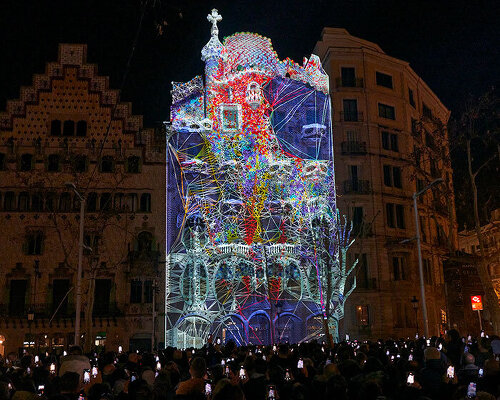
[411,296,419,336]
[413,178,443,338]
[65,182,85,347]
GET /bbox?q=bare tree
[453,89,500,333]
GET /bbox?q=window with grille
[378,103,395,120]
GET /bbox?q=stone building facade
[314,29,457,338]
[0,44,166,356]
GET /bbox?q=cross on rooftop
[207,9,222,37]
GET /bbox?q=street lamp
[65,182,85,347]
[411,296,419,336]
[413,177,443,338]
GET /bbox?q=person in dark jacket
[418,347,448,400]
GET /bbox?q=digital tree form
[165,9,357,347]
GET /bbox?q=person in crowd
[175,357,206,397]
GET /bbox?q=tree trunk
[467,140,500,334]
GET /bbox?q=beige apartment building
[314,29,457,338]
[0,44,166,356]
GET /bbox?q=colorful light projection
[166,9,357,347]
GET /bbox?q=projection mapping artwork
[166,9,357,347]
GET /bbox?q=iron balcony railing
[343,179,371,194]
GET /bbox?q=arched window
[45,192,56,211]
[31,193,43,212]
[20,154,33,171]
[100,156,114,173]
[76,120,87,137]
[100,193,112,211]
[87,192,98,212]
[114,193,124,210]
[140,193,151,212]
[4,192,16,211]
[126,193,137,212]
[63,120,75,136]
[50,120,61,136]
[59,192,71,212]
[47,154,60,172]
[127,156,140,173]
[18,192,30,211]
[137,231,153,252]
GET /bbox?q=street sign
[471,295,483,311]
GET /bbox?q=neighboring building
[458,209,500,299]
[0,44,166,356]
[314,28,456,338]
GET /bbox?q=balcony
[340,112,364,122]
[343,179,371,194]
[335,77,364,88]
[0,302,121,318]
[341,141,367,154]
[357,278,378,290]
[129,250,161,265]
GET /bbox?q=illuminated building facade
[166,11,357,346]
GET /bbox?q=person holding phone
[175,357,206,397]
[419,347,452,399]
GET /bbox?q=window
[25,231,43,255]
[352,207,363,229]
[47,154,60,172]
[4,191,15,211]
[127,193,137,212]
[396,204,405,229]
[31,193,43,212]
[376,72,393,89]
[100,193,112,211]
[381,131,399,151]
[63,120,75,136]
[87,192,97,212]
[341,67,356,87]
[9,279,27,316]
[414,146,421,168]
[422,103,432,118]
[144,280,153,303]
[127,156,141,173]
[114,193,124,210]
[423,259,433,284]
[20,154,33,171]
[100,156,114,173]
[0,153,6,170]
[378,103,395,120]
[408,88,415,107]
[59,192,71,212]
[137,231,153,252]
[76,120,87,137]
[52,279,70,314]
[356,305,369,326]
[130,280,142,303]
[73,155,87,173]
[384,166,403,189]
[50,120,61,136]
[221,105,241,131]
[93,279,111,315]
[386,203,395,228]
[356,253,369,289]
[45,192,56,211]
[420,216,427,242]
[140,193,151,212]
[18,192,29,211]
[411,118,419,136]
[343,99,359,121]
[390,134,399,152]
[392,255,408,280]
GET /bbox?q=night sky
[1,0,499,126]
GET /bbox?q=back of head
[190,357,206,379]
[464,352,475,365]
[60,372,81,394]
[212,380,244,400]
[424,347,441,362]
[69,346,83,356]
[128,379,152,400]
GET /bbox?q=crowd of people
[0,330,499,400]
